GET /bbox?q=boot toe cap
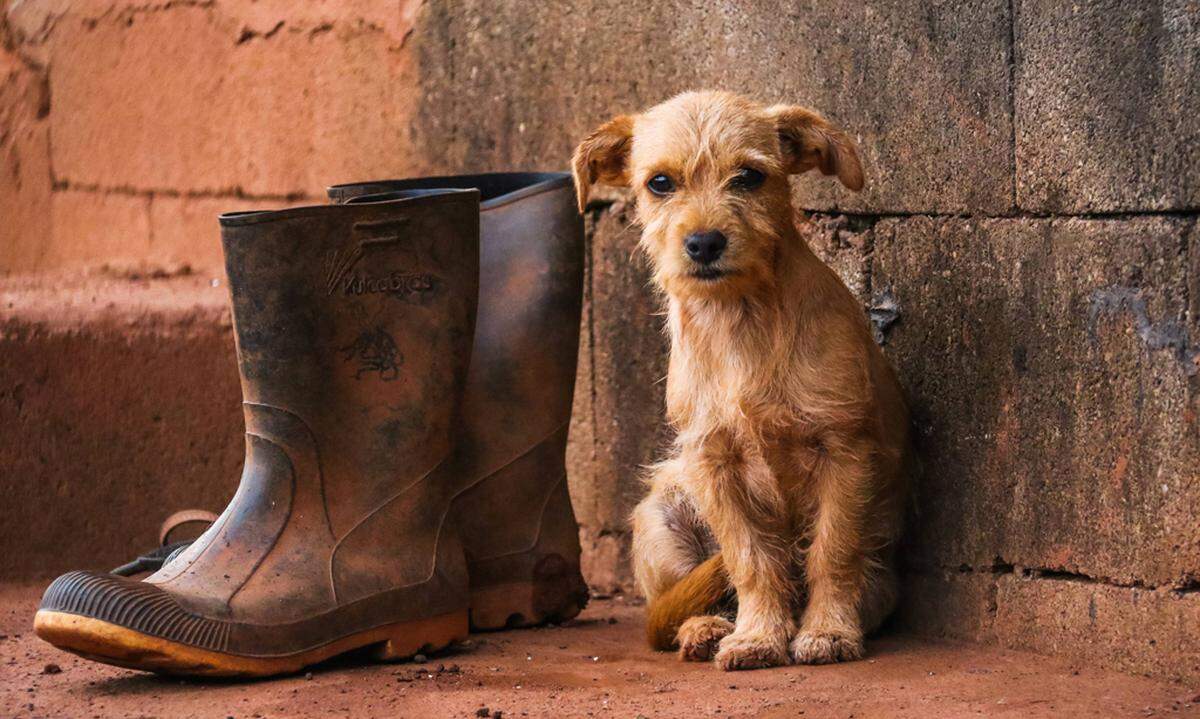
[36,570,233,670]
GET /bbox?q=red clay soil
[0,583,1195,719]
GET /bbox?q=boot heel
[467,476,589,630]
[371,609,469,661]
[469,553,590,630]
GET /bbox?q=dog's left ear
[571,115,635,212]
[766,105,864,192]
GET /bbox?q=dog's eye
[730,167,766,191]
[647,174,675,196]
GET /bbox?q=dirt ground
[0,583,1195,719]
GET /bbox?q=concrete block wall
[2,1,1197,682]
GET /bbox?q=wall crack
[910,559,1200,596]
[51,180,312,204]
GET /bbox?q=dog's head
[572,91,863,300]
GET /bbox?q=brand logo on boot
[337,271,437,297]
[323,223,441,299]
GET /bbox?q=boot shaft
[329,174,584,494]
[328,174,590,627]
[219,192,481,538]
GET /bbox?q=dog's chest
[668,340,779,419]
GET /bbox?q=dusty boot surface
[331,173,590,630]
[35,190,482,677]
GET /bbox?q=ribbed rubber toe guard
[38,570,231,652]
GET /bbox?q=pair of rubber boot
[34,173,589,677]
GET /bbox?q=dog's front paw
[789,630,864,665]
[714,631,790,671]
[676,615,734,662]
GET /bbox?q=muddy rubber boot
[34,190,481,676]
[329,173,590,630]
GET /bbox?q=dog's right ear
[766,105,864,192]
[571,115,635,213]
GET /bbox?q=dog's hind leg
[632,458,728,652]
[631,457,717,603]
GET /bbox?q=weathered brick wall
[1,0,433,273]
[2,1,1197,681]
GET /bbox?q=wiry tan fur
[573,91,911,671]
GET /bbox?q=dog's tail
[645,553,731,651]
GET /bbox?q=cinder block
[1015,0,1200,212]
[0,274,243,580]
[801,214,872,301]
[586,202,671,532]
[899,569,1200,683]
[578,527,634,596]
[565,214,605,589]
[412,0,1013,214]
[994,573,1200,683]
[0,45,52,273]
[47,190,152,270]
[148,195,278,276]
[47,3,423,198]
[896,570,999,644]
[563,203,668,594]
[873,216,1200,588]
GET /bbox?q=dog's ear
[571,115,635,212]
[766,105,864,192]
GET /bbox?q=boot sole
[33,609,468,678]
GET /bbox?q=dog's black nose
[684,230,727,265]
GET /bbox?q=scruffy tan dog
[572,91,911,671]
